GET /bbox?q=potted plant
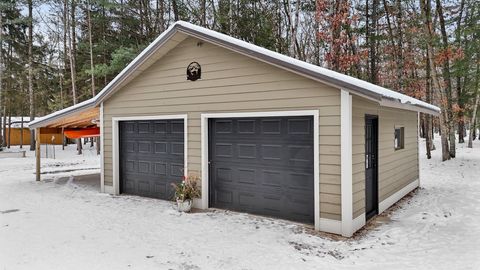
[171,174,201,212]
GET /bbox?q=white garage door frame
[111,114,188,195]
[200,110,320,230]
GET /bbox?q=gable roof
[30,21,439,129]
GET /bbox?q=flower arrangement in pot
[171,174,201,212]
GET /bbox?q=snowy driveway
[1,141,480,270]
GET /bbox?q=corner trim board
[417,112,421,186]
[319,218,342,235]
[340,90,353,237]
[104,185,115,195]
[352,213,366,234]
[378,179,419,214]
[111,114,189,196]
[100,103,105,193]
[200,110,320,230]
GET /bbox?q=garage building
[29,21,440,237]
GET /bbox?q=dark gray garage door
[119,119,184,200]
[208,116,314,224]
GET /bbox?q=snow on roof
[173,21,440,114]
[2,117,31,128]
[30,21,439,128]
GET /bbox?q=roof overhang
[29,98,99,129]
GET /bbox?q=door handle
[365,154,369,169]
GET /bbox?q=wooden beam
[44,107,100,129]
[35,128,41,181]
[39,127,62,134]
[49,117,97,129]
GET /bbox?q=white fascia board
[100,102,105,193]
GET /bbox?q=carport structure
[29,99,100,181]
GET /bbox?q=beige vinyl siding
[102,37,342,221]
[352,96,419,218]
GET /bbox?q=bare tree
[67,0,82,154]
[28,0,35,151]
[158,0,165,32]
[172,0,179,21]
[468,56,480,148]
[435,0,456,158]
[68,0,77,105]
[200,0,206,26]
[455,0,466,143]
[86,0,95,97]
[369,0,379,84]
[421,0,450,161]
[425,53,434,158]
[284,0,300,58]
[0,9,3,149]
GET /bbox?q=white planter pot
[176,199,192,212]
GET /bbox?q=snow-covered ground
[0,139,479,270]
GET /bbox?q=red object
[64,127,100,139]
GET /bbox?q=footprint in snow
[1,209,20,214]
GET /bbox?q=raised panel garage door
[208,116,314,224]
[119,119,184,200]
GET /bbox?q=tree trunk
[458,108,465,143]
[421,0,450,161]
[420,116,425,138]
[473,119,477,141]
[200,0,206,26]
[468,97,479,148]
[159,0,165,32]
[7,113,11,148]
[68,0,82,155]
[456,0,465,144]
[20,116,24,149]
[468,58,480,148]
[87,0,95,97]
[369,0,379,84]
[1,108,6,148]
[96,136,100,155]
[62,127,65,150]
[382,0,402,90]
[172,0,179,21]
[77,138,82,154]
[424,27,433,159]
[0,10,3,149]
[69,0,78,105]
[283,0,295,58]
[28,0,36,151]
[62,0,68,109]
[435,0,456,158]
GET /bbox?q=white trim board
[104,185,115,195]
[352,213,366,234]
[319,218,342,235]
[100,102,105,193]
[111,114,188,196]
[417,112,421,186]
[379,179,419,214]
[340,90,353,237]
[200,110,321,231]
